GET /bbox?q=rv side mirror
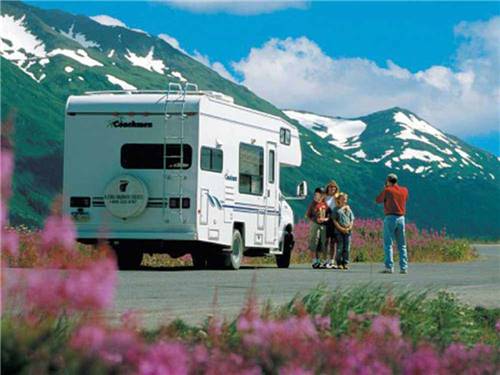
[297,181,308,198]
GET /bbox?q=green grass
[144,285,500,349]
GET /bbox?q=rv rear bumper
[77,230,197,241]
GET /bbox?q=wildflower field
[2,123,496,374]
[141,219,475,268]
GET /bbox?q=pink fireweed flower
[370,315,402,338]
[314,314,331,332]
[1,228,19,257]
[279,364,314,375]
[12,257,116,316]
[121,309,142,331]
[139,341,189,375]
[41,214,77,253]
[72,324,143,367]
[496,320,500,333]
[25,269,66,315]
[63,257,117,311]
[0,148,14,201]
[99,329,142,366]
[70,323,107,355]
[403,346,440,374]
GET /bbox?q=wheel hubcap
[232,236,242,263]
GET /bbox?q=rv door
[264,142,278,245]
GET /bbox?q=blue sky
[31,1,500,155]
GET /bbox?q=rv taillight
[169,198,180,209]
[182,198,190,209]
[70,197,91,208]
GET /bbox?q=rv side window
[239,143,264,196]
[121,144,192,169]
[269,150,275,184]
[280,128,291,145]
[201,147,223,173]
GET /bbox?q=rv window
[268,149,275,184]
[121,144,192,169]
[280,128,291,145]
[239,143,264,196]
[201,147,223,173]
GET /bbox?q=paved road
[112,244,500,328]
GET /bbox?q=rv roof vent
[201,91,234,104]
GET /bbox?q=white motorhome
[63,83,306,270]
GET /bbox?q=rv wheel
[112,243,143,270]
[191,252,207,269]
[223,229,244,270]
[276,231,294,268]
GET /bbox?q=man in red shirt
[375,173,409,274]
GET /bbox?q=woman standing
[324,180,340,269]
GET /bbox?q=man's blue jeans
[383,215,408,271]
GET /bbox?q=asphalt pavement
[112,244,500,328]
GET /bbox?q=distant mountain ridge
[1,1,499,238]
[285,108,498,182]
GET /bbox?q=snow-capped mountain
[1,1,499,238]
[285,108,498,182]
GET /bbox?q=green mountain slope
[1,1,499,238]
[284,108,500,238]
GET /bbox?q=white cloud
[158,33,187,54]
[156,33,236,82]
[192,50,236,82]
[233,17,500,137]
[165,0,308,15]
[90,15,127,28]
[90,14,148,35]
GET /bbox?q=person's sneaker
[400,269,408,274]
[342,265,349,270]
[380,268,394,274]
[325,261,334,269]
[312,260,321,269]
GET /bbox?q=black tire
[191,252,207,269]
[222,229,244,270]
[112,243,143,270]
[206,254,225,270]
[276,231,294,268]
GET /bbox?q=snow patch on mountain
[402,164,414,172]
[399,148,453,169]
[107,49,115,58]
[344,155,360,163]
[394,112,450,145]
[64,66,74,73]
[106,74,136,90]
[352,149,367,159]
[400,148,443,163]
[366,149,394,163]
[124,47,165,74]
[306,141,322,156]
[171,71,187,82]
[0,14,46,58]
[47,48,103,67]
[455,147,483,169]
[0,13,47,81]
[60,24,100,49]
[284,110,366,150]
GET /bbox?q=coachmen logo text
[108,119,152,128]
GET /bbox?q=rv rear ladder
[162,82,198,223]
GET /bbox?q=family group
[305,173,409,274]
